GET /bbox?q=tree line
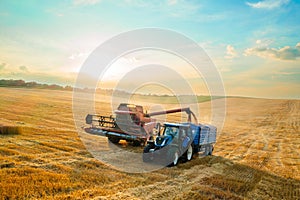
[0,79,73,91]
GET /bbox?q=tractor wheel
[108,137,120,144]
[167,148,179,167]
[186,144,193,161]
[142,145,153,162]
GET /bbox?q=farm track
[0,88,299,199]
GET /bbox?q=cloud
[256,39,273,46]
[246,0,290,9]
[273,71,298,76]
[244,42,300,60]
[225,45,238,59]
[0,63,6,70]
[73,0,101,6]
[19,66,29,72]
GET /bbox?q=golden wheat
[0,88,299,199]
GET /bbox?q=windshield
[164,126,179,138]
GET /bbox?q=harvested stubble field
[0,87,299,199]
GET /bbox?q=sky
[0,0,299,99]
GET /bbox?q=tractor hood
[154,135,173,147]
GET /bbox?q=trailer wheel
[205,145,213,156]
[108,137,120,144]
[208,145,213,155]
[167,148,179,167]
[186,144,193,161]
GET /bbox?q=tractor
[142,122,217,166]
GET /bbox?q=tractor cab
[153,123,192,149]
[143,122,195,165]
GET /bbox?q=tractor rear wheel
[186,144,193,161]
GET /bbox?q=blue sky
[0,0,299,98]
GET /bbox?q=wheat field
[0,88,299,199]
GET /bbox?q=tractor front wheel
[167,148,179,167]
[142,144,153,162]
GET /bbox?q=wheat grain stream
[0,88,299,199]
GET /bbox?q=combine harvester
[85,103,196,146]
[84,103,216,166]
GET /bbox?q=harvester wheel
[167,148,179,167]
[132,140,142,147]
[108,137,120,144]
